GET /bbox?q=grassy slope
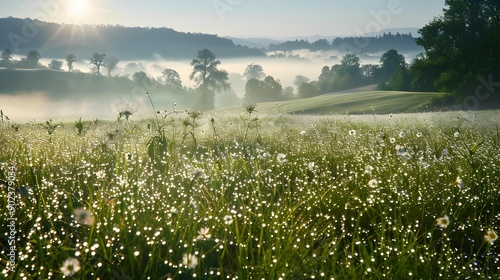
[218,88,443,115]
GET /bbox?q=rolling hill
[217,87,443,115]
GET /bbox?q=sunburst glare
[67,0,91,17]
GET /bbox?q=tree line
[268,33,420,54]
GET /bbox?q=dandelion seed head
[191,168,203,178]
[368,179,378,188]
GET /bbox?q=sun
[67,0,90,17]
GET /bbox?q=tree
[243,63,265,80]
[23,50,41,68]
[190,49,230,110]
[160,68,183,89]
[361,64,380,84]
[298,82,320,99]
[48,60,63,70]
[416,0,500,102]
[244,75,283,103]
[408,56,445,92]
[387,65,411,91]
[1,49,13,66]
[337,54,363,89]
[66,54,76,72]
[90,53,106,75]
[318,66,335,93]
[104,56,119,76]
[282,86,296,100]
[294,75,310,88]
[133,71,150,86]
[379,49,406,81]
[341,53,360,67]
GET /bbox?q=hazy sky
[1,0,445,37]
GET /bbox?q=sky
[1,0,445,38]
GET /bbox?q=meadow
[1,105,499,279]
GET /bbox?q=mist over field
[2,48,425,121]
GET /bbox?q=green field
[218,88,443,115]
[1,108,499,279]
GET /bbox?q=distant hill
[227,28,421,51]
[267,33,422,54]
[0,17,265,60]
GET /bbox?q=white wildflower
[364,165,374,174]
[276,153,287,164]
[223,215,234,225]
[60,257,81,276]
[484,229,498,244]
[196,227,212,240]
[182,253,198,269]
[436,215,450,228]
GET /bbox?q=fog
[2,50,420,121]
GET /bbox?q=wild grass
[0,108,499,279]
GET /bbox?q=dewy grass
[0,110,499,279]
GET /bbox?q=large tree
[90,53,106,75]
[378,49,406,82]
[190,49,230,110]
[416,0,500,102]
